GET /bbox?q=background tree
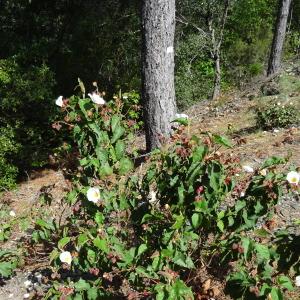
[267,0,293,76]
[176,0,232,100]
[142,0,177,151]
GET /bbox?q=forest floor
[0,62,300,300]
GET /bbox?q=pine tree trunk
[142,0,177,151]
[212,51,221,100]
[267,0,292,76]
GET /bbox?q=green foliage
[0,57,56,188]
[0,126,19,191]
[0,250,19,278]
[256,102,299,129]
[33,109,300,299]
[54,93,134,179]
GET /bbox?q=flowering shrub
[256,102,299,130]
[52,93,134,180]
[33,95,300,299]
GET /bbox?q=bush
[256,102,300,129]
[0,57,57,187]
[0,126,19,191]
[33,102,300,299]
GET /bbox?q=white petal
[9,210,16,217]
[295,275,300,287]
[286,171,300,185]
[88,92,105,105]
[59,251,72,265]
[242,165,254,173]
[55,96,63,107]
[87,187,101,203]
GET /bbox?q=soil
[0,65,299,300]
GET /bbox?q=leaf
[270,287,283,300]
[99,162,113,177]
[36,219,55,231]
[115,140,125,160]
[277,275,293,291]
[262,156,286,169]
[77,234,89,247]
[191,213,202,229]
[58,237,70,250]
[118,157,133,175]
[171,117,189,126]
[217,220,224,232]
[0,261,15,277]
[241,237,251,261]
[212,134,232,148]
[96,148,108,163]
[93,237,109,253]
[171,214,185,230]
[87,287,98,300]
[111,125,125,144]
[137,244,148,256]
[111,115,120,133]
[75,279,91,292]
[255,244,270,262]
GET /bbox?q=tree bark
[142,0,177,151]
[267,0,292,76]
[212,50,221,100]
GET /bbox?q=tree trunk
[142,0,177,151]
[267,0,292,76]
[212,51,221,100]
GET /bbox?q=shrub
[33,105,300,299]
[0,57,57,187]
[256,102,300,129]
[0,126,19,191]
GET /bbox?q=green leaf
[191,213,202,229]
[115,140,125,160]
[171,214,185,230]
[99,162,113,177]
[277,275,293,291]
[75,279,91,292]
[137,244,148,257]
[111,115,121,133]
[255,244,270,262]
[58,237,70,250]
[94,212,104,225]
[0,261,15,277]
[171,117,189,126]
[118,157,133,175]
[212,134,232,148]
[111,125,125,144]
[96,148,108,163]
[270,287,283,300]
[261,156,286,169]
[241,237,251,261]
[77,234,89,247]
[93,237,109,254]
[87,287,98,300]
[217,220,224,232]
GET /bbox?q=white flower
[277,102,281,106]
[55,96,63,107]
[9,210,16,217]
[273,129,279,133]
[295,275,300,287]
[122,95,128,99]
[87,187,101,203]
[23,294,30,299]
[240,192,245,197]
[59,251,72,265]
[242,165,254,173]
[286,171,300,185]
[175,113,189,119]
[88,92,106,105]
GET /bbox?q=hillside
[0,64,300,300]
